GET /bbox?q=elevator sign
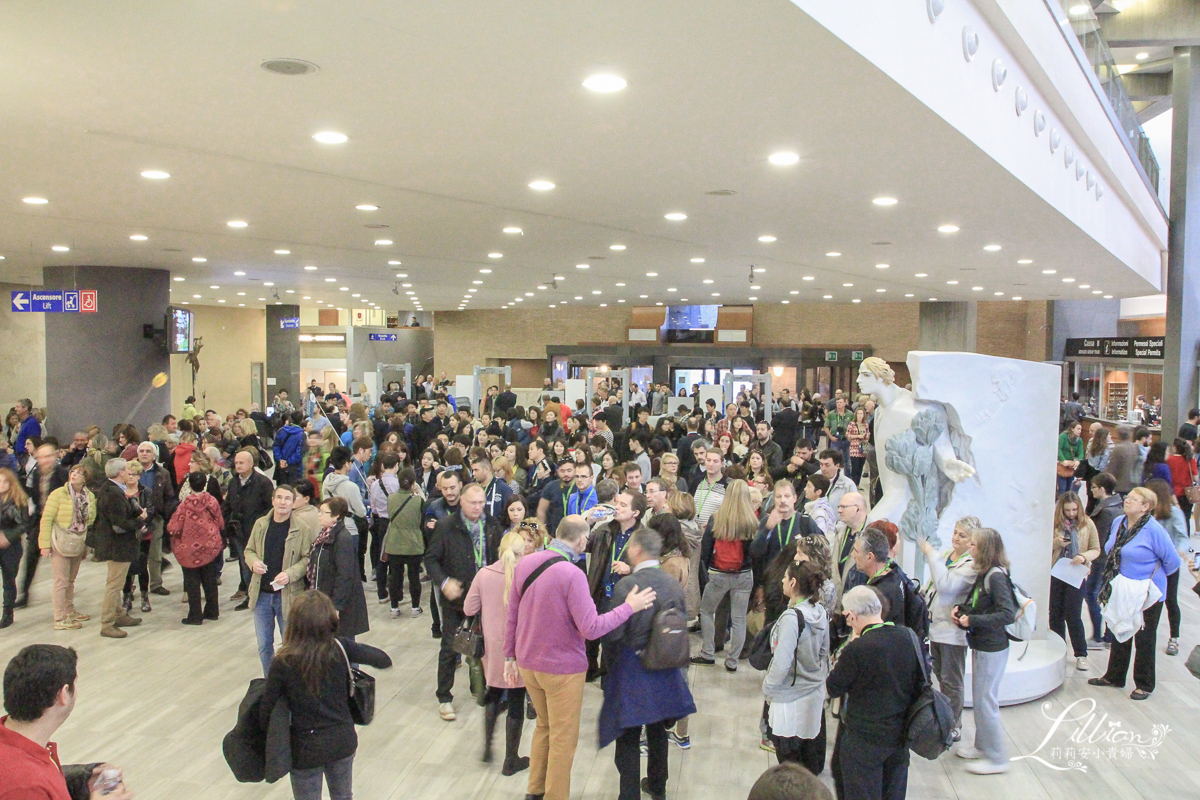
[11,290,98,313]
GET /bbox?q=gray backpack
[639,605,690,671]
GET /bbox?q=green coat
[1058,432,1084,462]
[384,490,424,556]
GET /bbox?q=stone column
[1163,46,1200,437]
[918,301,977,352]
[265,304,301,402]
[42,266,171,439]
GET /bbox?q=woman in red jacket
[1166,438,1197,534]
[167,472,225,625]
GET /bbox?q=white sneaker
[438,702,456,721]
[390,607,401,619]
[966,760,1009,775]
[411,606,424,618]
[1076,657,1089,671]
[955,743,983,760]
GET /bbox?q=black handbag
[335,639,376,725]
[452,614,486,659]
[902,629,955,760]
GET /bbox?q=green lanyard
[611,528,633,574]
[775,515,797,552]
[945,551,970,570]
[467,519,485,569]
[696,479,718,514]
[562,479,575,517]
[861,621,894,635]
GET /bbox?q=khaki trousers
[101,561,130,627]
[521,668,586,800]
[51,552,83,622]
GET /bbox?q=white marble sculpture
[859,351,1064,705]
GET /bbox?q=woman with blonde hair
[37,463,96,630]
[463,531,530,775]
[1049,492,1101,671]
[0,467,33,628]
[492,456,519,495]
[692,479,758,671]
[658,451,687,493]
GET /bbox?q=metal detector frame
[376,362,412,400]
[723,372,772,423]
[585,368,631,427]
[473,366,512,416]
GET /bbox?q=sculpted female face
[857,366,884,398]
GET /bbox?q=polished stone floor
[1,551,1198,800]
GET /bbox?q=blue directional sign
[11,292,28,312]
[368,333,397,342]
[279,317,300,329]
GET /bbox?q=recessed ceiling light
[930,297,938,301]
[275,249,291,255]
[503,227,523,234]
[668,288,677,292]
[582,73,627,92]
[402,283,412,287]
[140,170,170,179]
[751,285,761,290]
[690,257,705,263]
[591,290,602,295]
[1136,52,1149,60]
[646,272,658,277]
[937,225,960,233]
[22,197,49,204]
[313,131,348,144]
[192,294,201,299]
[972,286,984,291]
[325,277,336,282]
[664,212,687,221]
[304,265,318,271]
[238,303,245,307]
[227,220,248,228]
[758,235,777,243]
[703,279,714,284]
[576,264,589,269]
[180,301,189,305]
[983,244,1002,252]
[1017,259,1033,264]
[826,252,841,257]
[129,234,148,241]
[873,197,898,206]
[351,293,360,297]
[1103,294,1113,299]
[802,276,815,281]
[781,300,790,304]
[947,280,959,285]
[339,286,349,291]
[711,293,720,297]
[575,296,583,300]
[915,273,928,278]
[355,204,379,211]
[1042,269,1057,274]
[639,294,648,298]
[234,271,246,276]
[405,291,414,295]
[479,269,492,274]
[528,180,555,191]
[789,290,800,295]
[768,151,800,166]
[994,291,1005,296]
[237,292,246,296]
[488,253,503,258]
[1079,284,1091,289]
[905,293,915,297]
[286,290,295,294]
[472,280,483,285]
[258,297,266,301]
[1063,277,1075,283]
[876,264,889,269]
[173,277,185,282]
[375,239,392,246]
[192,257,206,262]
[263,281,274,286]
[876,288,887,293]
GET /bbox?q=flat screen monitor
[664,304,718,330]
[167,307,193,354]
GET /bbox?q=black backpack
[903,628,956,760]
[899,570,932,673]
[639,604,690,671]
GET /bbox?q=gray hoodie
[763,598,829,708]
[321,471,367,537]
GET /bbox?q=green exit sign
[852,351,864,361]
[825,351,838,362]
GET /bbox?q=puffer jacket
[38,485,97,550]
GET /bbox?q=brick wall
[753,302,920,362]
[976,300,1050,362]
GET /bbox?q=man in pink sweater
[504,515,656,800]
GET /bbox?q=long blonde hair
[0,467,28,507]
[499,531,527,609]
[712,479,757,541]
[1053,492,1097,540]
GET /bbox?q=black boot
[482,699,499,764]
[0,606,13,629]
[501,710,529,776]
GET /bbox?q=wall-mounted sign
[825,350,838,362]
[368,333,397,342]
[1064,337,1164,360]
[279,317,300,330]
[11,289,98,313]
[852,350,865,361]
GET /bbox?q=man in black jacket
[223,449,275,607]
[410,405,441,456]
[827,585,924,800]
[136,442,175,597]
[854,527,907,627]
[425,483,498,721]
[94,459,147,639]
[495,385,517,416]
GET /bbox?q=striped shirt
[693,477,727,528]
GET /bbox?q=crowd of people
[1,374,1197,800]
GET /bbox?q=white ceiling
[0,0,1158,312]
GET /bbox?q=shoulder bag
[903,627,956,760]
[334,639,376,725]
[51,521,87,558]
[1184,462,1200,504]
[452,614,486,659]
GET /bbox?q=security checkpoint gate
[585,368,630,427]
[723,372,772,423]
[473,366,512,416]
[376,362,412,399]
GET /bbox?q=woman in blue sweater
[1089,487,1181,700]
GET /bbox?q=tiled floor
[1,552,1197,800]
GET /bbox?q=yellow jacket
[39,485,98,550]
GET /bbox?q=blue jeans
[290,754,353,800]
[1083,556,1106,641]
[253,591,285,676]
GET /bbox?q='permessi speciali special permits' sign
[1064,336,1165,360]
